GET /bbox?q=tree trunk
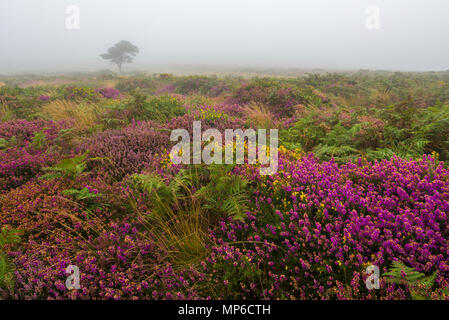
[119,49,124,73]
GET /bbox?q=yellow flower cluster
[169,96,179,104]
[278,145,302,161]
[158,149,174,168]
[198,107,228,121]
[72,87,95,97]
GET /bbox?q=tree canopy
[100,40,139,73]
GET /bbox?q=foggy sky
[0,0,448,73]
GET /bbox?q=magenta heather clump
[96,87,121,99]
[37,95,50,102]
[0,119,67,191]
[82,120,170,181]
[203,152,449,299]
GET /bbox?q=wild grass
[243,102,276,129]
[0,104,14,121]
[40,99,103,131]
[128,172,210,270]
[101,80,119,88]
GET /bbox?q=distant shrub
[95,87,121,99]
[232,79,325,118]
[173,76,225,96]
[143,94,186,122]
[115,78,157,93]
[37,95,50,102]
[65,87,100,101]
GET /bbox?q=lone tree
[100,40,139,73]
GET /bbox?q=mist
[0,0,448,73]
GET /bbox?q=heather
[1,71,449,300]
[0,119,69,191]
[212,151,449,299]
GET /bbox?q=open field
[1,71,449,299]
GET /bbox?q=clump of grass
[101,80,119,88]
[128,172,209,269]
[40,99,103,131]
[128,164,250,269]
[243,102,276,129]
[0,104,14,121]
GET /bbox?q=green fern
[365,147,396,161]
[130,173,177,218]
[313,144,359,163]
[383,261,438,300]
[62,187,104,210]
[130,164,250,222]
[0,138,8,149]
[0,226,21,290]
[30,128,48,149]
[0,136,17,150]
[40,151,89,180]
[194,165,250,221]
